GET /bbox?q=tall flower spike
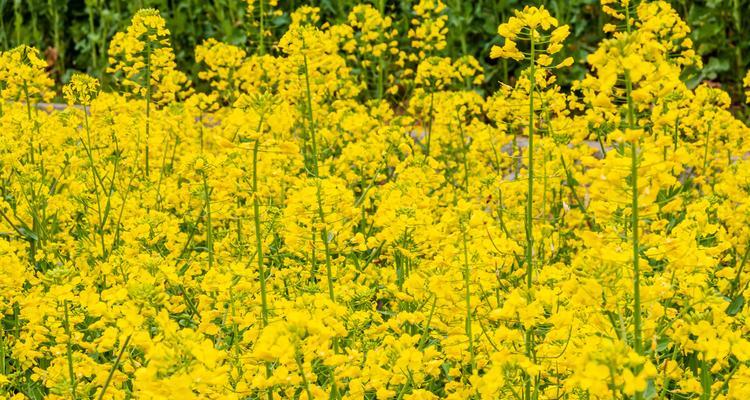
[490,6,573,69]
[408,0,448,60]
[489,8,574,400]
[107,8,191,106]
[107,8,192,177]
[0,45,54,102]
[245,0,280,55]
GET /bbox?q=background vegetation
[2,0,749,106]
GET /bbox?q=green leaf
[726,295,745,316]
[643,379,657,399]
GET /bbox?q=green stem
[237,197,244,260]
[702,122,712,178]
[296,351,314,400]
[83,110,108,258]
[630,137,641,354]
[623,7,641,372]
[425,91,435,157]
[700,355,712,400]
[258,0,266,55]
[417,296,437,350]
[625,70,642,358]
[97,334,131,400]
[461,227,474,372]
[21,81,40,265]
[87,1,98,71]
[457,111,470,191]
[252,138,269,326]
[203,171,214,269]
[377,59,385,100]
[22,81,35,164]
[63,301,78,400]
[145,41,152,178]
[302,50,318,177]
[199,112,204,151]
[315,179,336,302]
[729,244,750,299]
[523,31,537,400]
[49,0,63,78]
[14,0,22,46]
[625,65,643,400]
[252,136,274,400]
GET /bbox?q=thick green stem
[624,9,643,379]
[625,70,643,400]
[625,71,642,356]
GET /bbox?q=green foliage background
[1,0,748,105]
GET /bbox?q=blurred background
[2,0,748,109]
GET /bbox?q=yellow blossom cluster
[2,1,750,400]
[107,9,192,106]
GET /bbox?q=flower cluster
[2,1,750,400]
[62,73,100,105]
[0,45,54,102]
[408,0,449,60]
[107,8,192,105]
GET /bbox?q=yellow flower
[107,8,192,105]
[0,45,54,102]
[63,73,100,105]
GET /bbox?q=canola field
[2,1,750,399]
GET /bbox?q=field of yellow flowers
[3,1,750,399]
